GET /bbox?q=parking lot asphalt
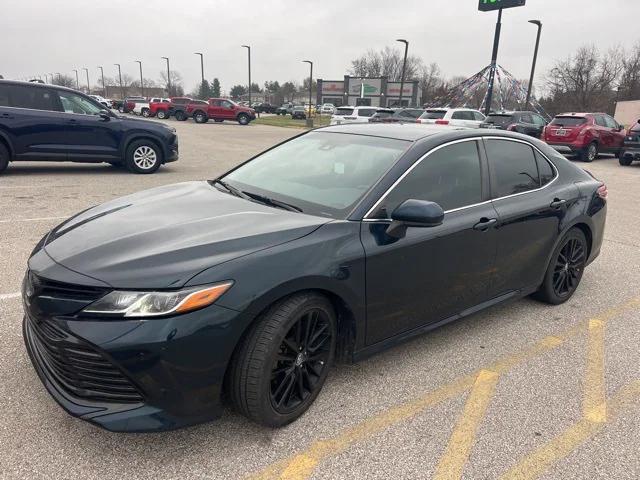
[1,120,640,480]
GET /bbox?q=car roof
[318,123,466,141]
[556,113,594,117]
[0,79,80,94]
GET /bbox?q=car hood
[41,181,329,289]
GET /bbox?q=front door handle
[550,198,567,209]
[0,113,13,119]
[473,218,497,231]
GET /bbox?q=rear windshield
[485,114,513,126]
[550,116,587,127]
[419,110,446,120]
[334,108,354,116]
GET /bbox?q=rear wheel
[228,293,336,427]
[174,110,187,121]
[125,140,162,174]
[619,153,633,166]
[580,142,598,162]
[141,108,150,117]
[156,110,168,120]
[533,228,588,305]
[0,143,9,174]
[193,111,208,123]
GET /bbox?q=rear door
[484,138,579,296]
[0,83,70,161]
[362,139,498,344]
[602,114,625,150]
[56,90,122,161]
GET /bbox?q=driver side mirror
[98,109,111,121]
[386,199,445,238]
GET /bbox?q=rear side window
[0,85,9,106]
[452,111,474,120]
[550,116,587,127]
[485,114,513,126]
[535,151,555,186]
[472,111,486,121]
[357,108,377,117]
[594,115,607,127]
[335,108,354,116]
[379,140,482,214]
[486,139,540,198]
[1,84,60,111]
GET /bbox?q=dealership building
[316,76,420,108]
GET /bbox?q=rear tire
[228,293,336,427]
[619,153,633,166]
[193,111,208,124]
[141,108,150,118]
[0,143,9,174]
[174,110,187,121]
[125,139,162,174]
[580,142,598,162]
[533,228,588,305]
[156,110,168,120]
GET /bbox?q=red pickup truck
[186,98,257,125]
[148,97,194,120]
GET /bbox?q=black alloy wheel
[534,228,587,304]
[228,293,336,427]
[270,308,332,414]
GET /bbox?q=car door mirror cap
[98,109,111,121]
[387,199,445,237]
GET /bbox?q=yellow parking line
[499,381,640,480]
[249,297,640,480]
[434,370,500,480]
[584,319,606,423]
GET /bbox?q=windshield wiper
[242,191,303,213]
[209,179,251,200]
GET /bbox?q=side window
[57,91,102,115]
[486,139,540,198]
[520,114,533,124]
[210,99,222,106]
[0,85,9,106]
[473,111,485,121]
[594,115,607,127]
[603,115,617,129]
[6,85,60,111]
[221,100,233,108]
[535,151,556,186]
[377,141,482,215]
[532,114,546,126]
[452,111,473,120]
[358,108,376,117]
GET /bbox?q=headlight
[82,282,233,318]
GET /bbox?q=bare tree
[418,63,443,105]
[619,41,640,101]
[159,70,183,96]
[350,46,423,81]
[52,74,76,88]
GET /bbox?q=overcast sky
[2,0,638,94]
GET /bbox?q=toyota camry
[22,124,607,432]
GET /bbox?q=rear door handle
[473,218,497,231]
[550,199,567,209]
[0,113,14,119]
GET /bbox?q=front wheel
[193,111,208,123]
[156,110,168,120]
[174,111,187,121]
[141,108,150,117]
[237,113,250,125]
[125,140,162,174]
[228,293,336,427]
[533,228,588,305]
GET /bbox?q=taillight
[506,124,517,131]
[435,119,449,125]
[597,184,608,199]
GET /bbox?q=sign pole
[484,7,502,116]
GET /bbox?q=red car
[543,112,626,162]
[187,98,256,125]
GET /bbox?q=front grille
[26,316,144,404]
[28,272,110,302]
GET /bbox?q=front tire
[237,113,250,125]
[193,111,208,124]
[619,153,633,166]
[174,110,187,121]
[156,110,168,120]
[228,293,336,427]
[533,228,588,305]
[125,140,162,174]
[141,108,150,118]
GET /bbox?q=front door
[56,90,121,161]
[362,139,498,345]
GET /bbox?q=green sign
[478,0,526,12]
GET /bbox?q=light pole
[98,66,106,97]
[241,45,251,106]
[135,60,144,97]
[114,64,124,100]
[396,39,409,107]
[194,52,204,90]
[55,73,61,84]
[525,20,542,110]
[73,69,79,90]
[161,56,171,95]
[82,68,90,94]
[303,60,313,127]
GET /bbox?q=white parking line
[0,292,21,301]
[0,216,67,224]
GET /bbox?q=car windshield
[551,116,587,127]
[221,131,410,218]
[419,110,447,119]
[485,114,513,126]
[334,108,354,116]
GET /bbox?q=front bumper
[23,301,248,432]
[621,144,640,160]
[166,136,179,163]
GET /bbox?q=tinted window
[603,115,618,128]
[420,110,446,119]
[452,111,474,120]
[379,141,482,215]
[334,108,354,116]
[535,151,555,186]
[486,139,540,198]
[485,114,513,126]
[520,114,533,124]
[532,114,547,126]
[0,85,9,106]
[550,116,586,127]
[224,132,410,218]
[594,115,607,127]
[473,111,486,121]
[2,84,60,111]
[357,108,377,117]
